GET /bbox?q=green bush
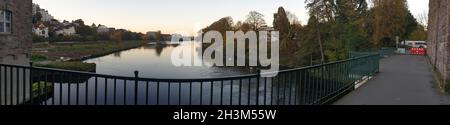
[31,54,48,62]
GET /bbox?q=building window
[0,10,12,34]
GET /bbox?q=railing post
[256,69,261,106]
[134,70,139,105]
[28,62,33,105]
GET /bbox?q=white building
[33,23,49,38]
[97,25,110,33]
[56,26,77,36]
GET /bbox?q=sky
[33,0,429,36]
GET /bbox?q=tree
[73,19,85,26]
[305,0,369,61]
[417,11,428,29]
[306,0,336,23]
[369,0,408,48]
[286,11,301,25]
[110,30,123,42]
[33,12,43,24]
[274,7,298,54]
[202,16,234,38]
[408,25,427,41]
[404,11,419,39]
[245,11,266,31]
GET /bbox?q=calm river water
[39,42,290,105]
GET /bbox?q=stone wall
[428,0,450,89]
[0,0,32,65]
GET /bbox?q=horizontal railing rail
[0,53,380,106]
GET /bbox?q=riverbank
[32,40,148,72]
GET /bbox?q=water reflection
[84,42,250,79]
[34,42,284,105]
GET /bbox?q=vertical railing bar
[307,69,311,105]
[210,81,213,105]
[113,78,117,105]
[179,82,182,106]
[3,66,6,105]
[2,66,6,105]
[146,81,149,105]
[67,73,72,106]
[168,82,171,105]
[288,72,293,105]
[247,78,251,106]
[29,63,33,105]
[4,66,8,105]
[277,74,280,105]
[230,80,233,105]
[156,81,159,105]
[94,76,98,105]
[314,65,323,105]
[52,71,56,105]
[294,71,299,105]
[264,77,267,105]
[45,70,49,106]
[0,66,3,105]
[271,77,274,105]
[281,73,285,105]
[16,67,19,105]
[60,71,63,105]
[84,75,88,105]
[200,82,203,105]
[76,74,80,105]
[256,69,260,106]
[10,67,13,105]
[22,68,26,105]
[134,71,139,105]
[220,80,223,105]
[36,70,41,105]
[123,79,127,105]
[105,77,108,105]
[238,79,241,105]
[189,82,192,105]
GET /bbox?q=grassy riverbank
[32,40,148,72]
[34,61,97,72]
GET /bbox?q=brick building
[428,0,450,89]
[0,0,32,66]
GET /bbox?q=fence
[0,53,379,105]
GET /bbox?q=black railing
[0,53,379,105]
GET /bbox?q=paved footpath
[335,55,450,105]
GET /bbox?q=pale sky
[33,0,429,36]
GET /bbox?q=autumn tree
[408,25,427,41]
[369,0,409,48]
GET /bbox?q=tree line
[202,0,427,67]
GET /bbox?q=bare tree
[245,11,266,31]
[417,11,428,29]
[286,11,301,25]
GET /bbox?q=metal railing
[0,53,379,105]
